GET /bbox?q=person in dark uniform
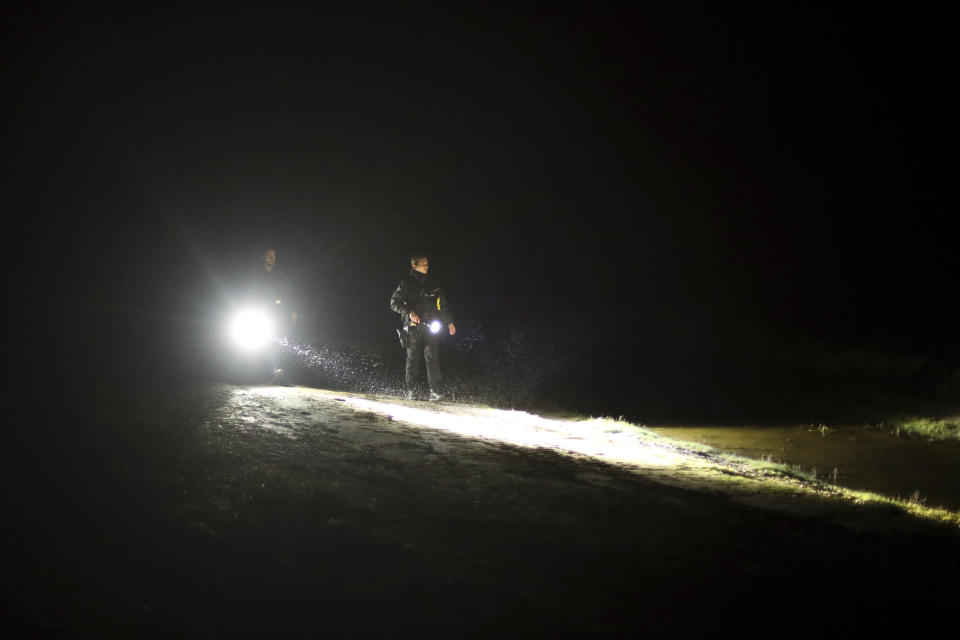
[390,254,455,401]
[250,247,297,384]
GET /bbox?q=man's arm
[390,281,419,323]
[437,287,456,335]
[263,271,297,324]
[280,271,298,323]
[389,281,407,315]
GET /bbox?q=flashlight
[229,308,275,350]
[429,319,442,334]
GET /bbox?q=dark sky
[6,3,958,415]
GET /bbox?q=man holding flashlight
[250,247,297,384]
[390,254,455,401]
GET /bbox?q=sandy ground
[4,381,960,637]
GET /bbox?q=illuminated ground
[218,385,960,530]
[5,382,959,636]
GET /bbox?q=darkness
[6,2,959,422]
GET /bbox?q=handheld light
[229,309,275,351]
[429,319,442,334]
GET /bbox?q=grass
[546,413,960,529]
[705,444,960,528]
[883,415,960,441]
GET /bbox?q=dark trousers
[405,329,441,392]
[266,309,293,377]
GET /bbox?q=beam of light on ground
[337,395,686,469]
[218,386,960,527]
[226,386,685,468]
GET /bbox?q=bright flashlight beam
[337,396,684,468]
[429,320,442,334]
[229,309,275,350]
[230,387,685,469]
[236,386,681,467]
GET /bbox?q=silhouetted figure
[250,247,297,384]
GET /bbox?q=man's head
[262,248,277,271]
[411,254,429,274]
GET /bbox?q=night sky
[7,3,958,421]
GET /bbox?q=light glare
[230,309,275,350]
[338,396,680,468]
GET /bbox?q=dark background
[6,2,959,423]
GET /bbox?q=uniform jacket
[390,270,453,330]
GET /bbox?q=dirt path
[5,382,960,637]
[205,385,959,531]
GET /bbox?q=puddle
[651,424,960,511]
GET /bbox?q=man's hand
[448,323,456,336]
[410,311,421,324]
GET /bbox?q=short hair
[410,253,428,267]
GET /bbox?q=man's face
[263,249,276,270]
[413,258,429,274]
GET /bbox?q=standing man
[390,254,455,401]
[250,247,297,384]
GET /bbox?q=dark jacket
[250,266,295,320]
[390,270,453,330]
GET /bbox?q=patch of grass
[593,418,960,528]
[712,448,960,528]
[885,415,960,441]
[561,415,960,528]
